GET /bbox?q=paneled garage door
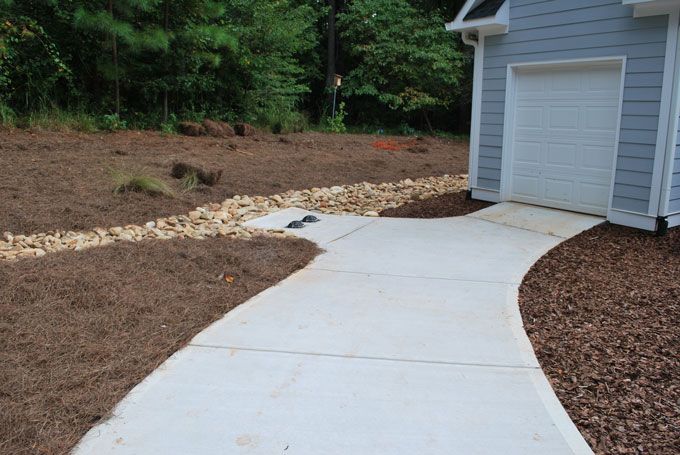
[508,62,622,216]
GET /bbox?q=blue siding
[669,122,680,213]
[477,0,669,215]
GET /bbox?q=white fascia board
[446,0,509,36]
[446,0,481,31]
[622,0,680,17]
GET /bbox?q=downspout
[461,30,480,199]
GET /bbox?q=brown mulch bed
[0,130,468,235]
[0,236,319,455]
[519,223,680,454]
[380,191,493,218]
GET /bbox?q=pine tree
[73,0,168,116]
[131,0,236,122]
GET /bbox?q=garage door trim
[499,56,627,216]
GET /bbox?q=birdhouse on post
[332,74,343,118]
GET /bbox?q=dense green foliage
[338,0,465,129]
[0,0,469,132]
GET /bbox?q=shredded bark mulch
[0,130,468,235]
[519,224,680,454]
[380,191,493,218]
[0,236,319,455]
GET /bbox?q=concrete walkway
[74,203,601,454]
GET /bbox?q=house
[448,0,680,232]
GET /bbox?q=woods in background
[0,0,470,132]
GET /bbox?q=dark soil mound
[234,123,256,137]
[380,191,492,218]
[171,162,223,187]
[202,119,235,138]
[406,145,429,154]
[217,121,235,137]
[178,121,205,136]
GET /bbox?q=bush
[160,121,176,135]
[324,102,347,134]
[0,103,16,127]
[337,0,467,126]
[110,169,174,197]
[0,16,72,111]
[256,104,308,134]
[99,114,127,132]
[399,123,417,136]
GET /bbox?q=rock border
[0,175,467,261]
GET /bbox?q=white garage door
[509,62,622,216]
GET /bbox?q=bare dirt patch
[0,236,319,455]
[519,224,680,454]
[0,130,468,235]
[380,191,492,218]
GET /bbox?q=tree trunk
[108,0,120,116]
[422,110,434,133]
[325,0,337,105]
[162,0,170,123]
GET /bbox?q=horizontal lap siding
[670,123,680,213]
[477,0,668,215]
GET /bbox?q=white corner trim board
[648,9,680,216]
[658,10,680,217]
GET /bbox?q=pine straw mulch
[519,223,680,454]
[380,191,493,218]
[0,236,319,455]
[0,129,468,235]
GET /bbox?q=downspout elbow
[461,31,479,48]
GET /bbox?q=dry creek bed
[0,174,468,261]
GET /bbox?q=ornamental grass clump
[110,169,174,197]
[180,170,200,192]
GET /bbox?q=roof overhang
[445,0,509,36]
[622,0,680,17]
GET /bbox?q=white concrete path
[74,202,602,455]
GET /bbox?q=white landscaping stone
[0,175,467,261]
